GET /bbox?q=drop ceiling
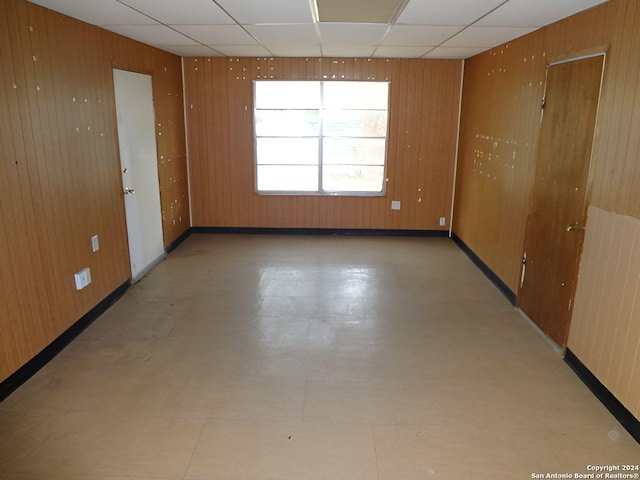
[27,0,608,59]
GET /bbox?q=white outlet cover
[391,200,401,210]
[439,217,446,226]
[91,234,99,252]
[74,267,92,290]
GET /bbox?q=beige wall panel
[565,205,607,356]
[569,207,640,419]
[184,58,462,230]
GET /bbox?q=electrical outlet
[91,234,99,252]
[439,217,446,226]
[391,200,401,210]
[74,268,92,290]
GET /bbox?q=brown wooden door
[518,55,604,347]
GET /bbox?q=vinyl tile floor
[0,234,638,479]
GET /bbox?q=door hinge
[541,97,546,109]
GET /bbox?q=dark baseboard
[451,233,516,305]
[0,281,130,403]
[191,226,449,237]
[565,349,640,443]
[166,228,192,253]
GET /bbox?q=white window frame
[253,80,390,196]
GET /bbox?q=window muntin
[254,81,389,195]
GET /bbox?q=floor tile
[185,420,378,480]
[179,373,307,422]
[0,473,104,480]
[0,410,204,478]
[303,376,468,425]
[374,423,560,480]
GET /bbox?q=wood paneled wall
[454,2,619,292]
[569,207,640,419]
[0,0,189,383]
[153,64,190,246]
[184,58,462,230]
[454,0,640,419]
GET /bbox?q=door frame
[516,52,607,348]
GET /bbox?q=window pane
[322,165,385,192]
[257,165,318,191]
[323,138,385,166]
[254,81,389,195]
[257,138,318,165]
[255,81,320,109]
[255,110,320,137]
[323,82,389,110]
[323,110,387,137]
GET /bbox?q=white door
[113,69,165,282]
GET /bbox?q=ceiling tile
[162,45,223,57]
[212,45,273,57]
[318,23,389,46]
[475,0,609,28]
[104,24,198,45]
[245,24,319,44]
[381,25,462,46]
[173,25,257,45]
[321,46,378,58]
[28,0,156,26]
[396,0,506,26]
[119,0,235,25]
[423,46,489,59]
[442,26,538,48]
[265,44,323,57]
[373,46,433,58]
[214,0,314,24]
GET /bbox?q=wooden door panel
[519,55,604,347]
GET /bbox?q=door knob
[124,187,135,195]
[566,222,582,232]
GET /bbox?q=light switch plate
[391,200,401,210]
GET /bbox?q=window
[254,81,389,195]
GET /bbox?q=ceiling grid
[26,0,609,58]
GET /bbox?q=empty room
[1,0,639,478]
